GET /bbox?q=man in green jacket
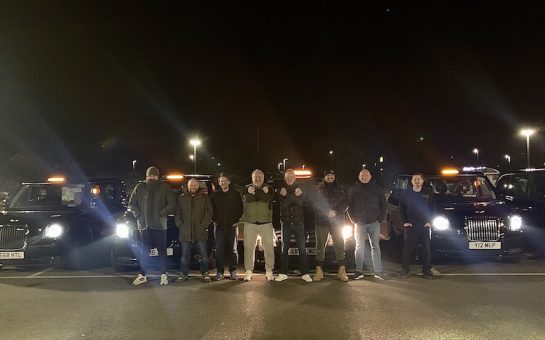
[175,178,213,282]
[128,166,176,286]
[241,169,275,282]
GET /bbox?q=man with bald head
[240,169,275,282]
[175,178,213,282]
[348,169,387,280]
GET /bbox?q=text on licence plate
[0,252,25,259]
[288,248,316,255]
[468,242,501,249]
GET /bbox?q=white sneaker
[160,274,169,286]
[243,271,253,282]
[266,271,275,282]
[275,274,288,281]
[132,274,148,286]
[301,274,313,283]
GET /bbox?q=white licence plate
[468,242,501,249]
[0,251,25,259]
[149,248,174,256]
[288,248,316,256]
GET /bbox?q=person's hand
[328,210,337,218]
[279,188,287,196]
[248,186,256,195]
[262,186,269,194]
[424,223,432,228]
[295,188,303,196]
[403,223,412,228]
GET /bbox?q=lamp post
[329,150,334,167]
[472,148,479,164]
[189,138,201,174]
[504,154,511,167]
[520,129,535,168]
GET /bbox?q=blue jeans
[180,240,209,276]
[354,221,382,274]
[280,223,308,275]
[138,229,167,275]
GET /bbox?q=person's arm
[128,184,141,218]
[201,196,213,230]
[254,185,274,202]
[243,186,258,203]
[334,187,348,213]
[234,192,243,222]
[174,198,183,228]
[399,191,409,226]
[159,185,176,216]
[346,186,359,224]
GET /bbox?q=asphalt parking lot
[2,255,545,340]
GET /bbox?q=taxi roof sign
[293,169,313,179]
[47,176,66,183]
[441,168,459,176]
[166,174,184,181]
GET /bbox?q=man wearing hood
[313,169,349,282]
[129,166,176,286]
[347,169,387,280]
[211,174,243,280]
[175,178,213,282]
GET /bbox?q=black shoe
[353,271,364,280]
[399,271,410,279]
[422,271,434,279]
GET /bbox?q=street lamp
[282,158,288,171]
[132,160,137,170]
[189,138,201,174]
[504,154,511,167]
[520,129,535,168]
[329,150,333,167]
[472,148,479,164]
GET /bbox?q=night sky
[1,1,544,182]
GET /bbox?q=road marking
[28,267,53,278]
[431,268,442,275]
[441,273,545,276]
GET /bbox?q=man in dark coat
[175,178,213,282]
[128,166,176,286]
[211,174,243,280]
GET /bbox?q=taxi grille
[464,217,500,242]
[0,225,27,250]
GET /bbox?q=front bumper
[431,230,526,258]
[0,242,64,267]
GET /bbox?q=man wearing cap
[211,174,243,280]
[347,169,387,280]
[240,169,275,282]
[176,178,214,282]
[129,166,176,286]
[313,169,349,282]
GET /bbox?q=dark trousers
[138,229,167,275]
[280,223,308,275]
[181,240,209,276]
[401,226,432,274]
[215,225,238,273]
[315,219,346,267]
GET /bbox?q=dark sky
[1,1,545,179]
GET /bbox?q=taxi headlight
[342,225,353,240]
[116,223,130,238]
[432,216,450,231]
[44,223,64,238]
[509,215,522,231]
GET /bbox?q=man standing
[129,166,176,286]
[400,173,435,279]
[240,169,275,282]
[313,169,349,282]
[348,169,387,280]
[175,178,213,282]
[211,174,243,280]
[275,170,312,283]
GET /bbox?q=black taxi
[387,168,526,262]
[110,173,217,271]
[0,176,127,269]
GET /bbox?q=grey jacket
[175,188,213,242]
[128,180,176,230]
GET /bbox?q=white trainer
[266,271,275,282]
[132,274,148,286]
[301,274,313,283]
[160,274,169,286]
[275,274,288,281]
[243,271,253,282]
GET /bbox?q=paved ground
[1,256,545,340]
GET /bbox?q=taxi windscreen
[9,184,86,209]
[429,176,496,202]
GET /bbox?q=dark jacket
[400,187,435,228]
[347,181,387,225]
[314,181,347,225]
[128,180,176,231]
[211,187,243,229]
[278,182,305,225]
[240,184,274,224]
[175,188,213,241]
